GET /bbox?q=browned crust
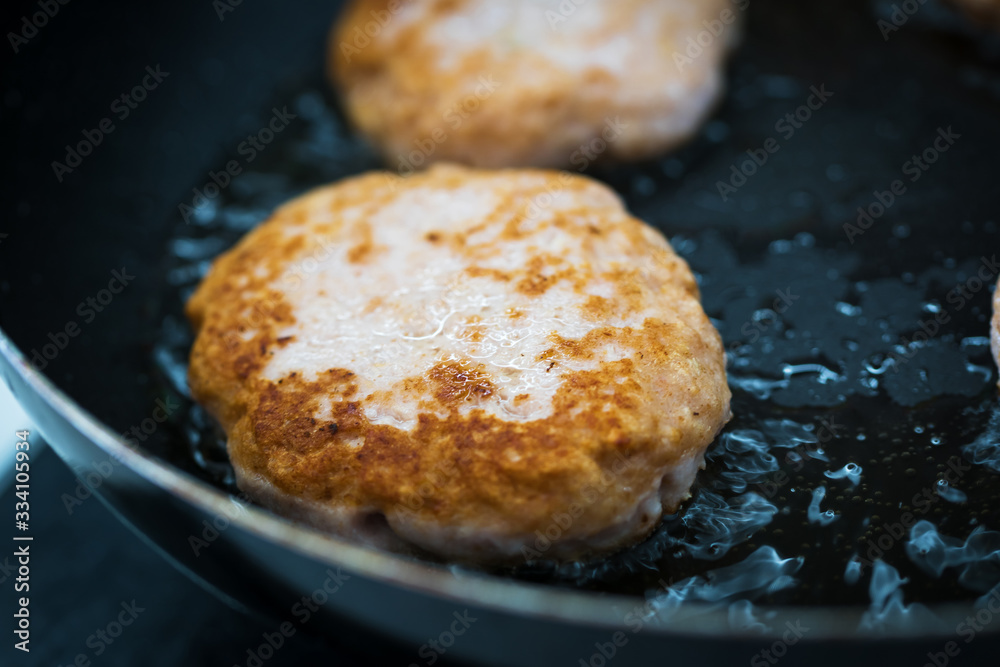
[327,0,736,168]
[186,165,731,563]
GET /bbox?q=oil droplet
[836,302,861,317]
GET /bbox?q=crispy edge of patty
[185,165,732,562]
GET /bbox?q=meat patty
[329,0,741,170]
[186,164,731,563]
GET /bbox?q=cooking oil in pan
[150,50,1000,628]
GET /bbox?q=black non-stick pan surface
[2,0,1000,664]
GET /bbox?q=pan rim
[0,325,994,643]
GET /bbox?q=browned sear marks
[184,165,732,565]
[427,360,496,405]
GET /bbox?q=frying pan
[2,0,1000,664]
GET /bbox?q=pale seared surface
[186,165,731,563]
[329,0,739,169]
